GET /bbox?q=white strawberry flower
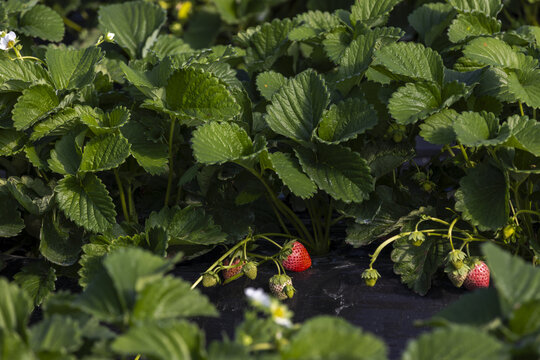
[105,32,115,42]
[245,287,271,307]
[269,301,293,328]
[0,31,17,51]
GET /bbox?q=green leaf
[55,174,116,233]
[282,316,387,360]
[77,248,176,323]
[0,190,24,237]
[164,68,240,122]
[149,34,192,59]
[509,299,540,336]
[192,121,255,165]
[408,3,455,47]
[0,129,25,157]
[30,108,79,141]
[269,152,316,199]
[448,0,503,17]
[453,111,510,147]
[455,163,508,230]
[6,176,54,216]
[0,59,49,88]
[12,84,59,130]
[121,120,168,175]
[402,326,509,360]
[18,4,65,41]
[0,330,34,360]
[133,276,217,321]
[504,115,540,156]
[29,315,82,354]
[331,32,381,85]
[76,106,131,133]
[361,142,415,179]
[79,133,131,172]
[98,1,166,59]
[419,109,458,145]
[256,71,287,101]
[391,236,446,295]
[296,144,374,203]
[0,278,32,336]
[112,321,206,360]
[45,46,102,90]
[431,288,501,326]
[463,37,525,70]
[239,18,295,71]
[505,68,540,108]
[266,70,329,143]
[40,213,82,266]
[164,206,228,246]
[47,130,83,175]
[13,262,55,307]
[293,10,342,40]
[448,13,501,43]
[317,98,378,143]
[483,242,540,313]
[372,42,444,84]
[389,81,468,125]
[350,0,402,27]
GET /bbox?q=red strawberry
[282,241,311,272]
[463,261,490,290]
[222,258,245,280]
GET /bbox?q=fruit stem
[458,143,474,168]
[191,235,252,289]
[519,101,525,117]
[448,217,459,251]
[113,168,130,222]
[254,235,283,249]
[164,117,177,207]
[272,258,282,275]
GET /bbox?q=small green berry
[202,273,219,287]
[362,268,381,287]
[243,262,258,280]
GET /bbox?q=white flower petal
[6,31,16,42]
[273,316,293,328]
[245,287,271,307]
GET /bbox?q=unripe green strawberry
[445,249,467,270]
[269,274,292,300]
[202,273,219,287]
[243,262,258,280]
[361,268,381,287]
[446,265,470,288]
[503,224,515,240]
[422,181,435,193]
[284,284,295,299]
[408,231,425,246]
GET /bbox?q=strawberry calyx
[362,268,381,287]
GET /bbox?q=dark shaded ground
[173,236,464,360]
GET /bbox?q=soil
[173,233,464,360]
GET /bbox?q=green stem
[272,258,282,275]
[127,181,137,223]
[254,235,283,249]
[519,101,525,117]
[330,215,346,226]
[447,217,459,251]
[266,195,292,236]
[164,118,177,207]
[323,199,334,251]
[191,236,252,289]
[514,209,540,219]
[113,169,129,221]
[63,16,83,32]
[240,164,314,244]
[257,233,297,239]
[458,143,473,168]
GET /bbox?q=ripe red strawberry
[463,261,490,290]
[222,258,245,280]
[282,241,311,272]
